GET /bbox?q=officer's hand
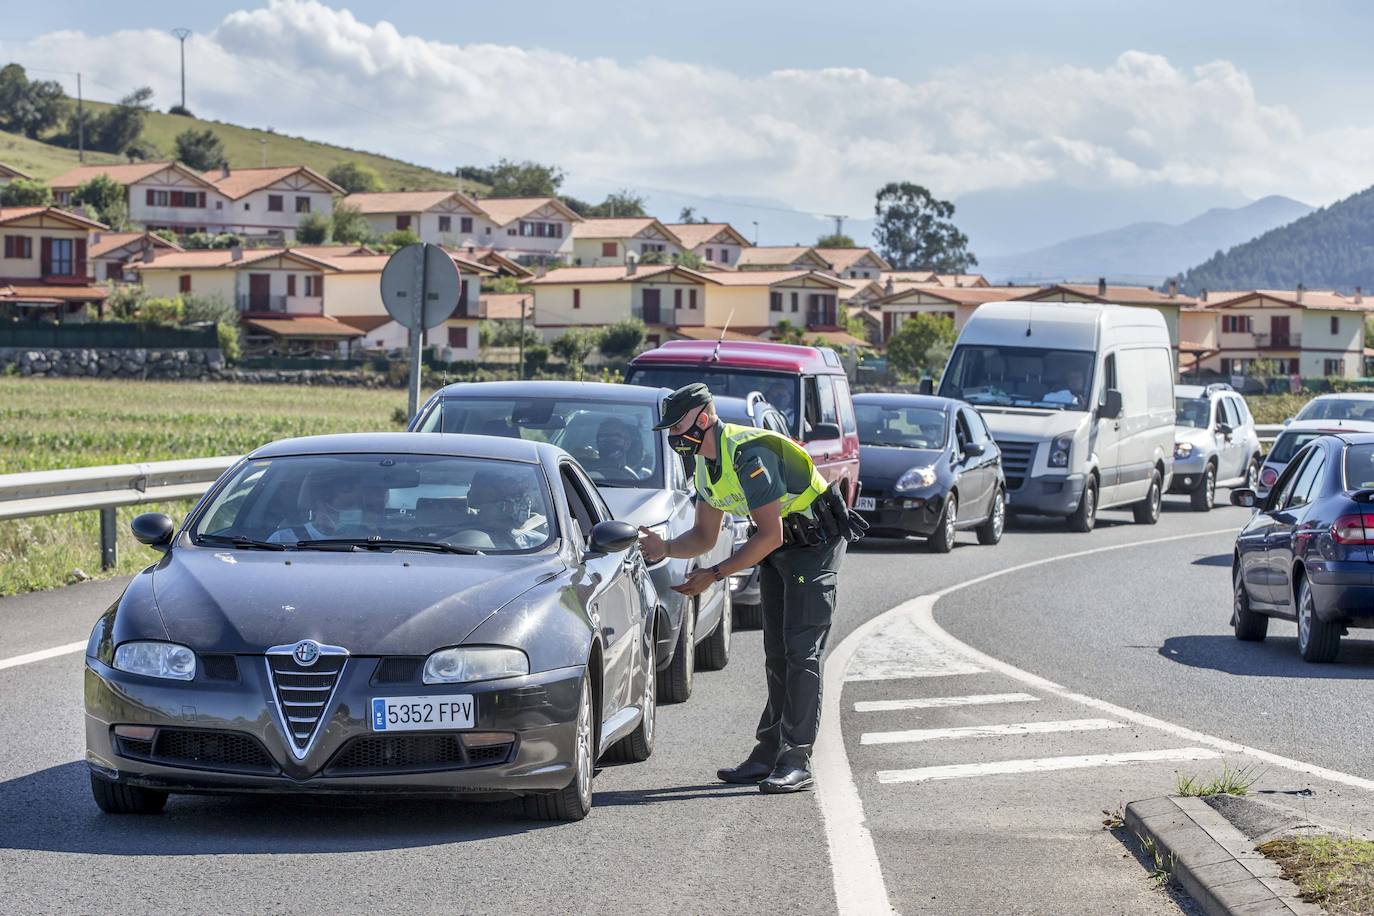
[670,568,713,597]
[638,526,667,564]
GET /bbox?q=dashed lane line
[860,717,1126,746]
[0,641,87,672]
[854,692,1039,713]
[876,747,1224,785]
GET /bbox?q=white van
[935,301,1175,531]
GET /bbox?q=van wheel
[927,493,957,553]
[1232,567,1268,641]
[1133,470,1162,524]
[1296,577,1339,663]
[976,488,1004,545]
[1190,463,1216,512]
[1067,477,1097,532]
[658,599,694,703]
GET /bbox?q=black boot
[759,762,813,794]
[717,759,774,784]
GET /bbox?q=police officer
[638,383,864,793]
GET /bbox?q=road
[1,496,1371,914]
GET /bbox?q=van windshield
[626,366,802,435]
[939,345,1096,410]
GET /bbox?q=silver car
[1169,383,1262,510]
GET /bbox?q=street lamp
[171,28,192,111]
[751,220,759,246]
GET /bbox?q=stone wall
[0,347,226,379]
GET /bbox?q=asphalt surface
[1,494,1370,914]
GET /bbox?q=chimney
[230,245,243,261]
[220,163,231,180]
[1356,286,1363,304]
[1200,288,1208,303]
[466,245,475,255]
[1097,277,1107,297]
[1167,278,1178,298]
[535,265,547,279]
[884,278,894,295]
[627,258,638,276]
[1296,282,1304,305]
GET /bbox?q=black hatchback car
[1230,432,1374,662]
[852,394,1006,552]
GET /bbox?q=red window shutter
[674,289,682,309]
[40,237,52,276]
[2,236,11,258]
[287,274,297,296]
[179,274,191,293]
[75,238,87,278]
[689,289,697,310]
[601,242,616,258]
[448,327,468,348]
[458,280,469,314]
[573,289,581,309]
[314,276,324,298]
[146,189,155,206]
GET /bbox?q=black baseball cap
[653,383,713,429]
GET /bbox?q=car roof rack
[1204,382,1234,395]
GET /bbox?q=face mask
[668,413,707,456]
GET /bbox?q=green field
[0,378,423,596]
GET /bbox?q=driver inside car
[582,417,644,481]
[459,467,543,550]
[268,474,371,543]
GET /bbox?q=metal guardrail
[0,456,239,570]
[1255,424,1283,447]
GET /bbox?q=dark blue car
[1231,432,1374,662]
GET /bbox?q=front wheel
[1190,464,1216,512]
[658,598,694,703]
[1296,577,1340,663]
[976,487,1005,546]
[524,672,595,821]
[1067,477,1098,533]
[1133,470,1162,524]
[90,773,168,815]
[927,493,957,553]
[697,585,731,671]
[1232,567,1268,641]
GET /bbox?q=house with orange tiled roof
[473,197,581,262]
[0,205,110,321]
[870,285,1024,342]
[702,269,851,336]
[814,248,891,281]
[1190,287,1373,379]
[49,161,223,236]
[344,190,490,248]
[87,230,182,283]
[0,163,32,185]
[570,218,683,266]
[529,263,719,347]
[734,246,832,272]
[200,164,343,241]
[1014,279,1195,348]
[662,222,751,267]
[132,246,341,317]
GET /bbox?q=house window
[215,201,223,210]
[689,289,697,310]
[573,289,581,309]
[507,228,517,236]
[396,215,411,231]
[439,215,452,233]
[770,291,782,312]
[602,242,617,258]
[244,202,251,211]
[287,274,297,296]
[295,196,311,213]
[1223,315,1252,333]
[3,235,32,259]
[268,194,284,212]
[1331,316,1340,335]
[705,248,714,262]
[460,217,473,233]
[790,292,799,313]
[1324,358,1345,376]
[304,275,321,297]
[674,289,683,310]
[448,327,468,348]
[719,249,730,264]
[105,263,124,281]
[178,274,191,294]
[642,243,665,254]
[47,238,75,276]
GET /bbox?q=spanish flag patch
[749,466,766,479]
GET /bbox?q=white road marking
[854,692,1039,713]
[877,747,1223,785]
[0,641,87,671]
[844,611,984,682]
[861,717,1125,746]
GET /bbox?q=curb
[1125,796,1321,915]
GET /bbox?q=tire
[658,597,694,703]
[976,487,1005,546]
[696,585,731,671]
[89,772,168,815]
[1244,456,1260,490]
[1232,567,1268,641]
[524,672,595,821]
[606,647,656,763]
[927,492,957,553]
[1296,576,1340,663]
[1190,463,1216,512]
[1133,470,1162,524]
[733,600,763,630]
[1067,476,1098,533]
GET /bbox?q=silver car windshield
[1297,399,1374,422]
[939,345,1095,410]
[193,454,555,554]
[1175,397,1211,429]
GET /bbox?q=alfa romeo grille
[265,644,347,756]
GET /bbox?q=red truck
[625,340,861,504]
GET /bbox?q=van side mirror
[1230,488,1257,509]
[1100,389,1123,420]
[131,513,175,552]
[805,422,842,442]
[918,378,934,395]
[585,520,639,559]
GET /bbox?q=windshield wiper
[197,534,287,551]
[295,537,484,555]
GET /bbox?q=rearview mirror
[805,422,842,442]
[131,513,175,552]
[963,442,986,457]
[918,378,934,395]
[1230,488,1257,509]
[585,519,639,558]
[1099,389,1123,420]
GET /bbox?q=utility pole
[826,214,848,239]
[517,296,527,380]
[76,72,84,162]
[751,221,759,246]
[172,29,192,110]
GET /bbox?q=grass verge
[1259,835,1374,915]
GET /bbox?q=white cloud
[5,1,1372,212]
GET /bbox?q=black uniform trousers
[747,533,846,769]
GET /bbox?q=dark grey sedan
[85,433,657,822]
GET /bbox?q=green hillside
[2,102,485,194]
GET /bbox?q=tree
[598,318,645,360]
[483,159,564,197]
[565,189,648,218]
[71,174,128,228]
[672,250,705,269]
[330,203,372,245]
[327,161,384,194]
[0,64,66,138]
[150,228,180,245]
[181,294,236,326]
[551,328,601,378]
[296,213,331,244]
[772,320,805,345]
[817,232,855,248]
[0,178,53,207]
[873,182,977,272]
[93,87,154,155]
[376,228,422,253]
[168,104,194,117]
[678,206,708,224]
[174,128,226,170]
[183,231,242,250]
[885,313,956,378]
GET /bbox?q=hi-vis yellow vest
[694,423,827,518]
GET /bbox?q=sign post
[380,243,462,421]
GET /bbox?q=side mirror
[585,519,639,559]
[1282,417,1292,426]
[918,378,934,395]
[805,422,842,442]
[963,442,986,457]
[1099,389,1123,420]
[1230,488,1257,509]
[1216,422,1233,438]
[131,513,175,552]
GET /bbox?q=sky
[3,0,1373,254]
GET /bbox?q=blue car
[1231,432,1374,662]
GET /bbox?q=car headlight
[1048,433,1073,468]
[423,647,529,685]
[728,516,751,542]
[112,641,197,680]
[1174,441,1194,459]
[645,522,669,543]
[895,465,937,492]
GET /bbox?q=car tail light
[1331,513,1374,545]
[1259,466,1279,487]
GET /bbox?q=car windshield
[855,404,947,449]
[1296,398,1374,422]
[1269,432,1327,465]
[420,398,662,488]
[1175,397,1212,429]
[938,345,1095,410]
[627,366,802,435]
[1345,444,1374,489]
[192,454,555,554]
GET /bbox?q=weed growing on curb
[1138,834,1176,889]
[1259,834,1374,915]
[1175,764,1262,798]
[1102,806,1125,830]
